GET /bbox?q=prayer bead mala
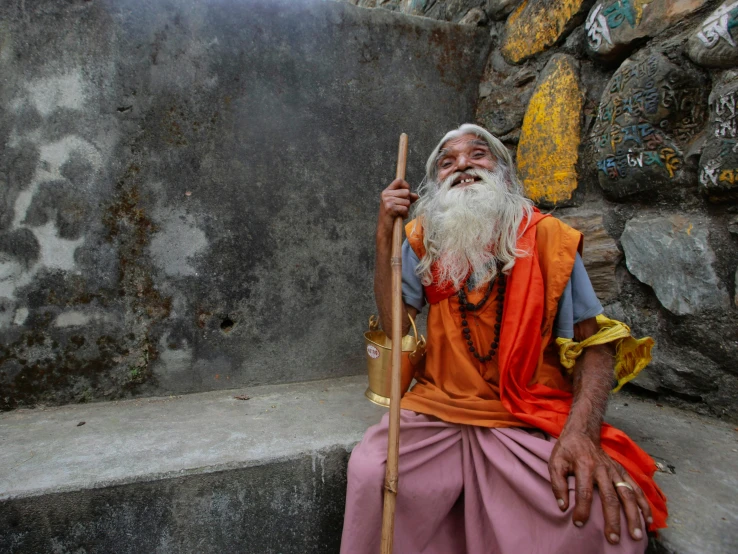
[457,272,506,363]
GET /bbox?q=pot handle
[407,314,426,354]
[369,315,379,331]
[368,314,426,353]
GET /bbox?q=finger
[387,178,410,190]
[409,192,419,202]
[614,475,643,541]
[384,188,413,200]
[596,467,622,544]
[385,200,410,215]
[548,459,570,511]
[624,474,653,529]
[572,461,595,527]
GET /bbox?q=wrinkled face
[435,133,498,188]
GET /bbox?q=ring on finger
[614,481,633,492]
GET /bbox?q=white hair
[412,124,533,289]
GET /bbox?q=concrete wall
[0,0,490,408]
[0,447,351,554]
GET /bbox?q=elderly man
[341,124,666,553]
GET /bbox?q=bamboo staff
[380,133,408,554]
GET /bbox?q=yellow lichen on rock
[517,54,582,205]
[502,0,587,63]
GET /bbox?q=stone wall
[346,0,738,419]
[0,0,490,408]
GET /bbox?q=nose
[457,154,472,171]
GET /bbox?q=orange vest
[402,212,667,531]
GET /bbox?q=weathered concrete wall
[349,0,738,420]
[0,448,351,554]
[0,0,490,408]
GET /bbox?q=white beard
[414,167,532,289]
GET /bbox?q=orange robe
[401,212,668,531]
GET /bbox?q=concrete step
[1,376,736,553]
[606,394,738,554]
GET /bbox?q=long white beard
[414,167,533,289]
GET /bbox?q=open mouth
[452,174,481,187]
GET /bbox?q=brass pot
[364,314,426,407]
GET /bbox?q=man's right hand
[378,178,419,236]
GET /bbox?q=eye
[471,150,486,158]
[439,159,452,168]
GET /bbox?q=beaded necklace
[457,271,506,363]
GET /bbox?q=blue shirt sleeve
[401,239,425,311]
[554,253,603,339]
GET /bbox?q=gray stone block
[621,214,731,315]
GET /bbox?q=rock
[621,215,731,315]
[475,50,538,136]
[729,215,738,235]
[562,24,588,56]
[485,0,522,20]
[589,49,709,199]
[686,0,738,68]
[633,345,721,401]
[517,54,583,206]
[499,129,521,144]
[585,0,709,60]
[459,7,488,25]
[476,95,528,136]
[735,266,738,307]
[602,300,627,322]
[698,70,738,201]
[558,211,621,302]
[424,0,490,23]
[399,0,425,15]
[501,0,591,64]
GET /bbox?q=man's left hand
[549,430,653,545]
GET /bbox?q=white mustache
[439,168,490,191]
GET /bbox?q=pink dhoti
[341,410,646,554]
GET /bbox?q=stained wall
[0,0,490,407]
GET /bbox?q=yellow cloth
[556,314,654,392]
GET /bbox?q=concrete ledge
[1,376,736,553]
[0,376,386,500]
[0,376,385,553]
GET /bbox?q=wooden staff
[381,133,408,554]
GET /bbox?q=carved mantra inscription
[587,1,708,59]
[697,1,738,48]
[586,0,649,52]
[591,51,707,198]
[687,1,738,68]
[699,71,738,200]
